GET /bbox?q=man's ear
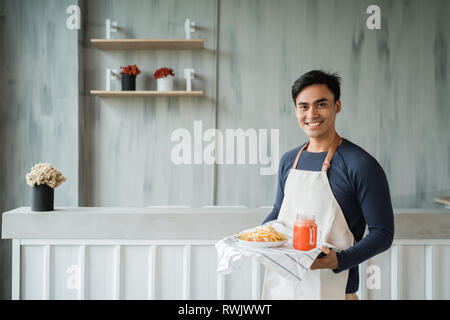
[335,100,341,114]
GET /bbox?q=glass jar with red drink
[293,215,318,251]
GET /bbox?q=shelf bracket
[106,68,119,91]
[106,19,119,39]
[184,18,196,39]
[184,68,195,92]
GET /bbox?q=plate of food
[235,225,288,248]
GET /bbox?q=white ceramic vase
[157,76,174,91]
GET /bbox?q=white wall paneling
[12,239,450,300]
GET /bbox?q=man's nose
[307,105,318,118]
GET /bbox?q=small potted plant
[154,67,175,91]
[26,162,67,211]
[120,64,141,91]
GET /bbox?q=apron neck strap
[292,133,343,172]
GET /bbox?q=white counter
[1,207,268,239]
[2,207,450,300]
[2,207,450,239]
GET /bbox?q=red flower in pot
[120,64,141,90]
[153,67,175,79]
[120,64,141,76]
[154,67,175,91]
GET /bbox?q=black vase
[32,184,54,211]
[122,74,136,91]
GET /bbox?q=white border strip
[217,273,225,300]
[112,245,121,300]
[182,245,191,300]
[359,260,368,300]
[18,238,450,246]
[42,245,50,300]
[20,239,218,246]
[390,245,398,300]
[425,245,433,300]
[12,239,21,300]
[78,245,86,300]
[251,259,261,300]
[357,263,361,300]
[393,239,450,245]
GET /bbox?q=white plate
[236,237,288,248]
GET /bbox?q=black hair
[291,70,342,104]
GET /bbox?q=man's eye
[298,105,307,110]
[318,103,326,108]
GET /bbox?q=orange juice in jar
[293,215,317,251]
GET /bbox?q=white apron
[261,133,355,300]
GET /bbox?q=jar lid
[296,214,315,222]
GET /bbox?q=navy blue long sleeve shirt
[262,137,395,294]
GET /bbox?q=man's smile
[305,121,324,128]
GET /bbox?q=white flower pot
[157,76,174,91]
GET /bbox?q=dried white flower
[26,162,67,189]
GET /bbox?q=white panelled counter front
[2,207,450,300]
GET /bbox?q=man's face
[294,84,341,139]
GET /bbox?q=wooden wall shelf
[91,39,204,50]
[435,197,450,207]
[90,90,204,97]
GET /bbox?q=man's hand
[310,246,339,270]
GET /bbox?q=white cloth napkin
[215,220,338,285]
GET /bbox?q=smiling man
[261,70,394,300]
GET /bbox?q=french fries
[237,225,287,242]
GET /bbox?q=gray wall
[81,0,217,207]
[1,0,449,299]
[216,0,450,208]
[0,0,79,299]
